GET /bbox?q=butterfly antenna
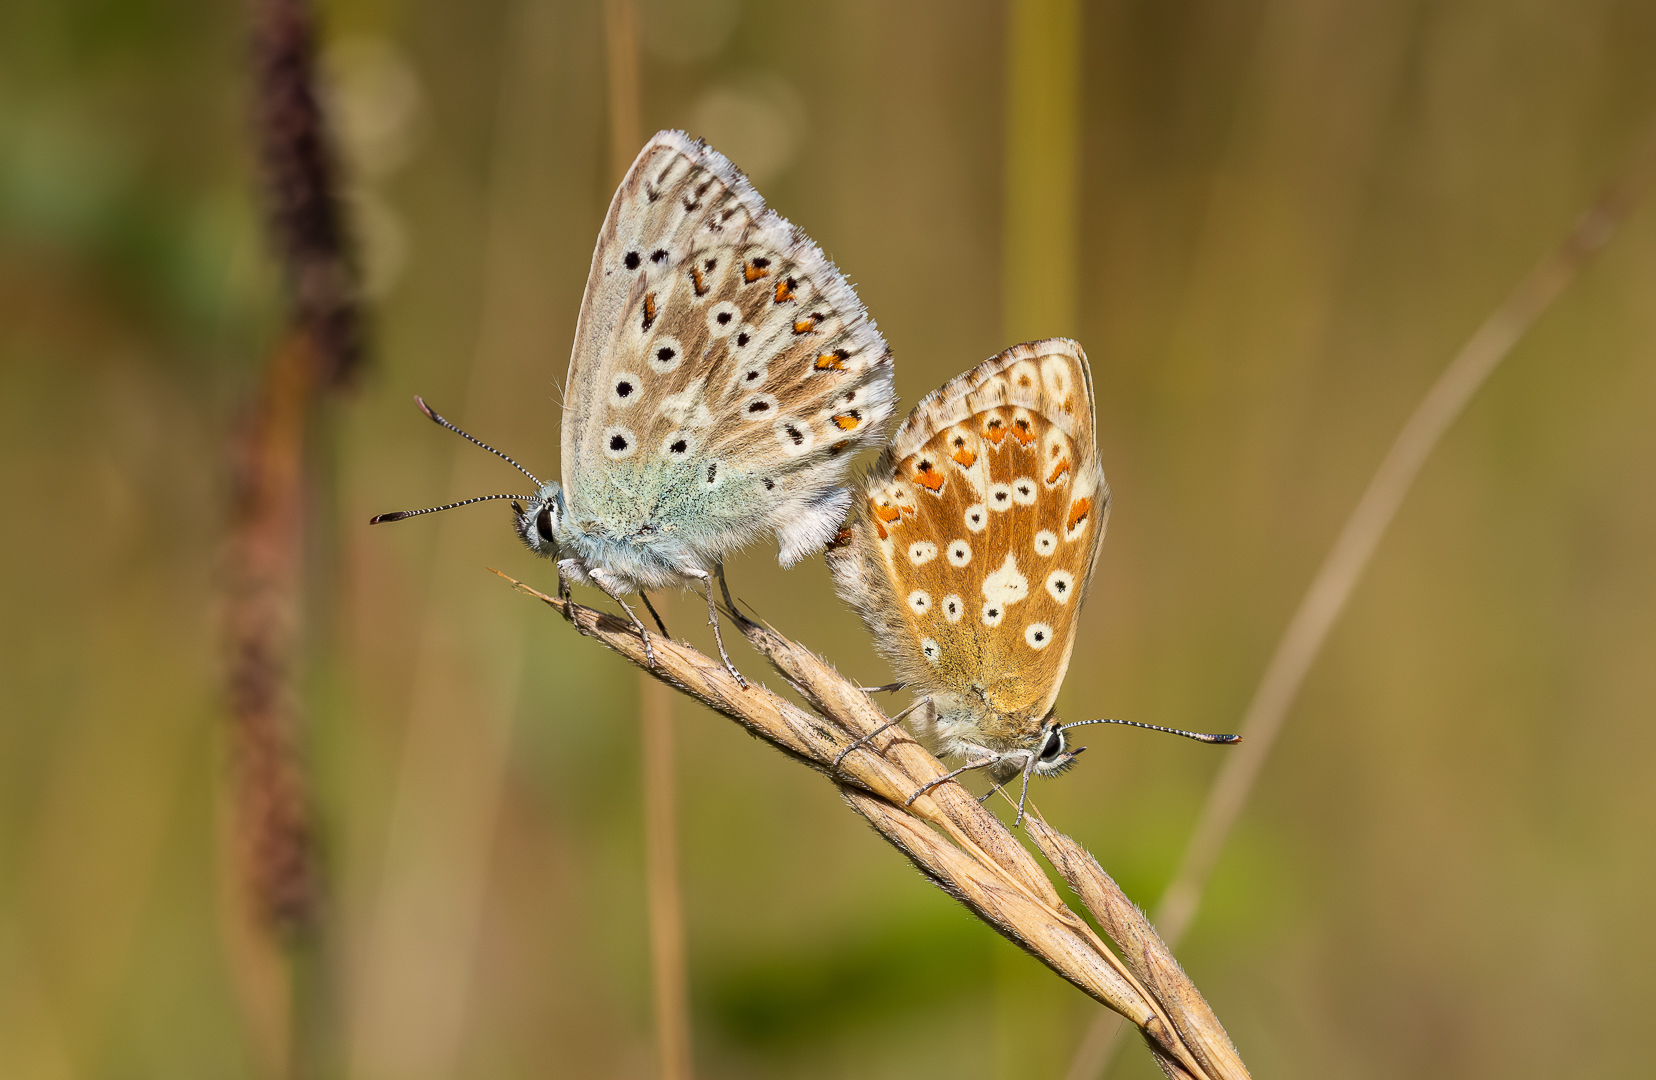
[414,395,544,488]
[1059,718,1241,745]
[370,493,531,524]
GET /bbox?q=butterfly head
[515,483,569,558]
[1031,718,1085,777]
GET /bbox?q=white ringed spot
[1034,530,1058,557]
[907,589,932,615]
[774,417,815,456]
[987,483,1015,511]
[1025,622,1053,650]
[601,425,636,460]
[981,601,1005,627]
[941,594,964,623]
[608,373,643,410]
[964,504,989,532]
[706,301,742,337]
[742,393,778,419]
[648,335,684,374]
[1011,477,1037,505]
[947,540,972,567]
[1045,569,1076,604]
[907,540,938,566]
[660,431,698,460]
[731,362,768,393]
[921,638,941,664]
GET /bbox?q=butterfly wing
[831,339,1109,722]
[562,131,896,569]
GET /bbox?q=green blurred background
[3,0,1655,1077]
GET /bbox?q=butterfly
[827,339,1236,820]
[373,131,897,683]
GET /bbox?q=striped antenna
[1059,718,1240,745]
[414,395,543,489]
[369,493,529,525]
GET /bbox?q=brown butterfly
[828,339,1236,820]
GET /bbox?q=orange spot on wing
[792,315,820,334]
[641,292,657,330]
[1046,458,1071,484]
[1011,418,1036,446]
[744,259,770,282]
[952,447,977,467]
[873,503,902,523]
[774,276,796,303]
[690,266,709,296]
[1067,497,1091,533]
[832,412,861,430]
[984,417,1007,445]
[914,461,945,492]
[814,351,847,371]
[874,520,888,540]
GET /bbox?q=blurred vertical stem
[1003,0,1081,1076]
[1067,125,1656,1080]
[231,0,362,1074]
[1004,0,1081,344]
[604,2,694,1078]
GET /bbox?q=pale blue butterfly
[373,131,897,683]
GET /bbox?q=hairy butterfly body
[829,339,1235,818]
[374,131,896,681]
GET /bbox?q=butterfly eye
[1040,729,1066,761]
[534,504,556,545]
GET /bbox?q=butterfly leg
[713,562,756,631]
[638,591,671,636]
[832,696,927,771]
[590,569,657,668]
[554,560,576,617]
[859,682,907,694]
[690,567,747,689]
[903,754,1004,807]
[1010,753,1039,826]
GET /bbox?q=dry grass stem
[600,4,693,1076]
[493,570,1251,1080]
[1069,121,1656,1078]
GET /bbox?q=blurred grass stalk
[496,570,1252,1080]
[226,0,363,1073]
[1002,1,1081,1073]
[1067,122,1656,1080]
[603,2,696,1079]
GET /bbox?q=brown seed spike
[774,276,797,303]
[641,292,658,331]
